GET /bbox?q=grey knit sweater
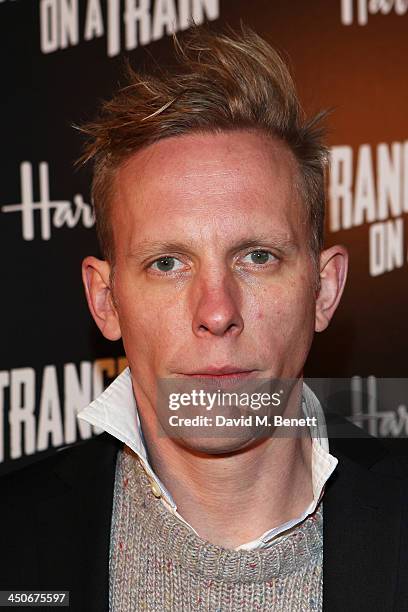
[109,445,323,611]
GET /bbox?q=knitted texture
[109,446,323,611]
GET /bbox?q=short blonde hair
[77,24,328,265]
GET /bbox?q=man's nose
[191,274,244,338]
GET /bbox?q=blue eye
[150,256,184,272]
[242,250,276,265]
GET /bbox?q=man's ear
[81,256,122,341]
[315,245,348,333]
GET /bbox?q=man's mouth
[177,367,258,385]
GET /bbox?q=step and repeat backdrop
[1,0,407,474]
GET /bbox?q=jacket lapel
[35,433,121,612]
[323,438,403,611]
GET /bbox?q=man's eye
[242,250,277,265]
[150,256,184,272]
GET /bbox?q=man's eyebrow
[127,234,298,260]
[127,240,197,260]
[230,235,299,253]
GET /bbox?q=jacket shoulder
[1,433,122,503]
[327,412,408,479]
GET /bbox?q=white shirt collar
[77,366,338,550]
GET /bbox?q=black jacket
[1,419,408,612]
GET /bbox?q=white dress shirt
[77,367,338,551]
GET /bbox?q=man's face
[110,130,317,396]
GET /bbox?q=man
[2,25,408,612]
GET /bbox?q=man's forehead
[115,129,299,199]
[111,130,307,251]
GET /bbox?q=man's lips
[178,367,257,378]
[172,368,260,390]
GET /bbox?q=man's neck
[136,412,313,549]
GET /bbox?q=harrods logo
[341,0,408,25]
[349,377,408,438]
[39,0,220,58]
[1,162,95,241]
